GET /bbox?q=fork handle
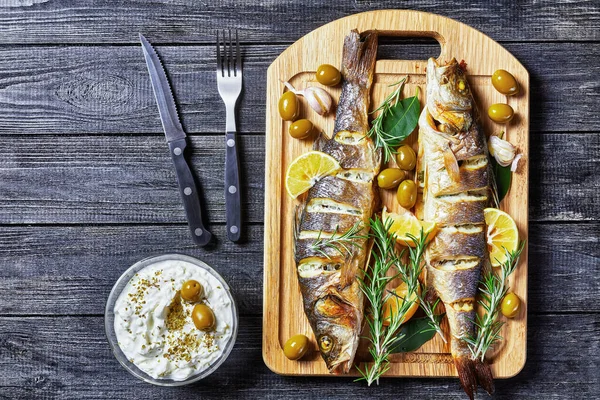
[225,132,242,242]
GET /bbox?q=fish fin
[454,357,478,400]
[474,359,495,395]
[313,131,329,151]
[340,30,378,86]
[338,251,357,288]
[443,145,460,182]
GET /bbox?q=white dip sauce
[114,259,233,380]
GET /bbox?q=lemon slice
[484,208,519,267]
[382,208,438,246]
[285,151,340,198]
[382,282,420,326]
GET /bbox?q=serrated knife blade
[139,33,212,246]
[140,33,186,142]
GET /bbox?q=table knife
[140,34,212,246]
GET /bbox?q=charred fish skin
[419,57,494,399]
[293,30,379,374]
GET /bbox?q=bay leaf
[492,157,512,202]
[381,91,420,148]
[390,314,444,353]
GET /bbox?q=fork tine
[222,30,228,77]
[222,31,229,76]
[216,30,222,77]
[235,29,241,76]
[228,29,234,78]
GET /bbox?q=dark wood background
[0,1,598,399]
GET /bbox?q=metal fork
[216,29,242,242]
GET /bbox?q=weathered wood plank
[0,0,598,44]
[528,133,599,222]
[0,43,598,134]
[0,133,596,224]
[0,135,265,224]
[0,223,596,316]
[0,314,598,399]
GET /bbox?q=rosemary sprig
[356,217,430,386]
[366,78,406,163]
[309,222,364,259]
[356,216,406,385]
[465,241,526,361]
[417,288,447,343]
[400,232,446,343]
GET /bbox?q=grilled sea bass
[293,30,380,373]
[418,58,495,398]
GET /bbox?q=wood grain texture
[0,135,265,224]
[0,0,597,43]
[0,223,596,316]
[0,43,598,134]
[262,9,531,378]
[0,314,598,399]
[0,134,596,224]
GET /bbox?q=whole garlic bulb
[283,81,333,116]
[488,135,521,171]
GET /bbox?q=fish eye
[319,335,334,353]
[457,80,467,92]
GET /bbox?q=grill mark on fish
[293,30,380,374]
[419,57,495,398]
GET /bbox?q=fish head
[313,294,361,373]
[426,58,473,132]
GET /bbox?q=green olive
[316,64,341,86]
[181,279,203,302]
[492,69,520,96]
[396,145,417,171]
[283,334,309,360]
[191,304,215,331]
[501,292,521,318]
[377,168,406,190]
[278,91,299,121]
[488,103,514,123]
[397,180,417,209]
[289,119,314,139]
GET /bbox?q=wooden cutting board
[263,10,529,378]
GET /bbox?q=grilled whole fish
[418,58,495,399]
[293,30,380,374]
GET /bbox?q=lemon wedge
[484,208,519,267]
[382,209,438,246]
[382,282,420,326]
[285,151,340,198]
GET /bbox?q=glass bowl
[105,254,238,386]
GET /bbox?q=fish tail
[474,358,495,395]
[454,357,478,400]
[340,30,378,86]
[454,357,495,400]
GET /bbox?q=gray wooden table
[0,1,598,399]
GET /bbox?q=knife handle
[168,138,212,246]
[225,132,241,242]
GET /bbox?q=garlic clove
[283,81,333,116]
[303,87,332,116]
[511,153,522,172]
[488,135,517,167]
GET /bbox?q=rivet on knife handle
[168,138,212,246]
[225,132,241,242]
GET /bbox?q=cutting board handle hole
[377,35,442,61]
